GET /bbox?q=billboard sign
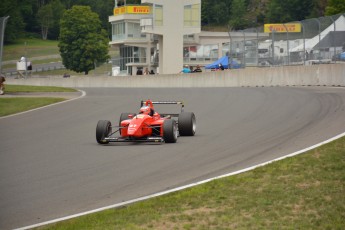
[114,6,151,15]
[264,23,301,33]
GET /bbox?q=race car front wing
[104,136,164,143]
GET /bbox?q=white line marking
[0,90,86,120]
[15,130,345,230]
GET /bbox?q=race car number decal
[136,115,145,119]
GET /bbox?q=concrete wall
[6,64,345,88]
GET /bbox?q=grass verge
[37,136,345,229]
[3,38,59,61]
[0,85,77,117]
[5,85,77,93]
[0,97,65,117]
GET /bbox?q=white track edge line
[0,90,86,120]
[15,130,345,230]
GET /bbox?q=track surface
[1,87,345,229]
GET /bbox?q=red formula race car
[96,100,196,144]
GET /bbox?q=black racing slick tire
[178,112,196,136]
[96,120,112,144]
[163,119,178,143]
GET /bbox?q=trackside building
[109,0,263,75]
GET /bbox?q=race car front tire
[96,120,112,144]
[178,112,196,136]
[163,119,178,143]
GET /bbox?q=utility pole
[0,16,10,74]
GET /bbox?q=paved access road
[1,87,345,229]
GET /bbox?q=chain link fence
[229,13,345,67]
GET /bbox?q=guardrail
[3,65,66,77]
[5,64,345,88]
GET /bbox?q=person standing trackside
[193,65,202,73]
[218,63,225,70]
[136,68,143,75]
[180,65,191,73]
[0,74,6,95]
[144,67,149,75]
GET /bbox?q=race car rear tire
[119,113,136,134]
[96,120,112,144]
[178,112,196,136]
[163,119,178,143]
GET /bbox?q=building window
[184,44,218,60]
[119,46,147,71]
[155,4,163,26]
[184,4,200,27]
[127,22,142,39]
[112,22,125,40]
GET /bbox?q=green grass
[0,97,66,116]
[3,38,59,61]
[5,85,77,93]
[0,85,77,117]
[37,136,345,229]
[3,38,118,76]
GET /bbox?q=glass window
[155,4,163,26]
[112,22,125,40]
[127,22,141,39]
[184,4,200,27]
[183,44,219,59]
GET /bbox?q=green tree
[0,0,25,42]
[325,0,345,15]
[266,0,314,23]
[309,0,328,18]
[229,0,248,30]
[48,0,65,39]
[58,5,109,75]
[37,3,53,39]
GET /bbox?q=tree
[0,0,25,43]
[48,0,65,39]
[58,5,109,75]
[229,0,248,30]
[37,3,53,39]
[325,0,345,15]
[266,0,314,23]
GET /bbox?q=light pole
[0,16,10,74]
[241,30,246,68]
[272,29,275,65]
[227,25,232,69]
[282,24,290,65]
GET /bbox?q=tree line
[1,0,344,43]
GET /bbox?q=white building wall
[142,0,201,74]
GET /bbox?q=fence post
[272,29,275,65]
[301,21,306,65]
[241,30,246,68]
[227,25,232,69]
[329,16,336,60]
[283,24,290,65]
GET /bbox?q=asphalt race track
[1,87,345,229]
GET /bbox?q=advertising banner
[264,23,301,33]
[114,6,151,15]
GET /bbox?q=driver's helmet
[139,106,151,115]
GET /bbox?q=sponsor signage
[114,6,151,15]
[264,23,301,33]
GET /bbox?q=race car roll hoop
[96,99,196,144]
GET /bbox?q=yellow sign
[264,23,301,33]
[114,6,151,15]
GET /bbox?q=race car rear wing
[140,100,185,117]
